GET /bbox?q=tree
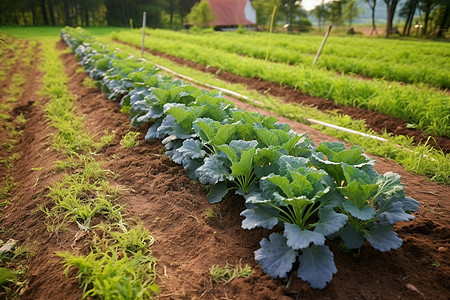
[187,0,215,27]
[311,0,329,31]
[436,0,450,37]
[279,0,307,31]
[384,0,399,37]
[177,0,198,26]
[343,0,362,27]
[327,0,346,26]
[418,0,442,35]
[251,0,282,28]
[399,0,418,35]
[364,0,378,34]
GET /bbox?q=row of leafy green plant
[39,37,159,299]
[113,31,449,138]
[144,29,450,89]
[62,26,419,289]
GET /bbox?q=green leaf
[254,147,282,166]
[289,171,314,197]
[264,175,292,198]
[193,119,217,142]
[230,148,256,178]
[210,123,238,146]
[240,205,279,230]
[340,180,379,209]
[195,155,231,185]
[314,206,348,236]
[374,172,404,202]
[217,145,238,164]
[342,198,377,220]
[0,267,16,285]
[255,233,297,279]
[278,155,309,176]
[281,134,301,153]
[207,182,229,203]
[364,223,402,252]
[298,245,336,289]
[284,223,325,250]
[377,199,414,224]
[175,139,206,164]
[255,128,279,147]
[341,224,365,249]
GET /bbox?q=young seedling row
[61,27,419,289]
[144,29,450,89]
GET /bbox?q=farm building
[206,0,257,30]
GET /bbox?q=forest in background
[0,0,448,38]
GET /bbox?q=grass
[82,77,99,88]
[38,37,159,299]
[210,261,253,283]
[145,29,450,89]
[204,206,223,222]
[0,39,38,205]
[121,131,140,148]
[0,26,130,40]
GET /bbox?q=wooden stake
[141,11,147,57]
[265,5,277,61]
[312,25,332,66]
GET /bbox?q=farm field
[107,30,449,184]
[0,27,449,300]
[145,29,450,89]
[115,29,450,139]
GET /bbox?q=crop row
[145,29,450,89]
[114,31,449,138]
[62,27,418,289]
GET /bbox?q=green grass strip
[144,29,450,89]
[39,38,159,299]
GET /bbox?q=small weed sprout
[15,113,26,125]
[204,206,222,222]
[82,77,98,89]
[210,260,253,283]
[121,131,140,148]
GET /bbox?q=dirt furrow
[0,41,83,299]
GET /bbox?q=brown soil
[0,39,448,300]
[143,48,450,154]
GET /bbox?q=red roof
[206,0,255,26]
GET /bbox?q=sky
[301,0,334,11]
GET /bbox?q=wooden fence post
[312,25,332,66]
[141,11,147,57]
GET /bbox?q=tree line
[0,0,198,28]
[307,0,449,37]
[0,0,448,38]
